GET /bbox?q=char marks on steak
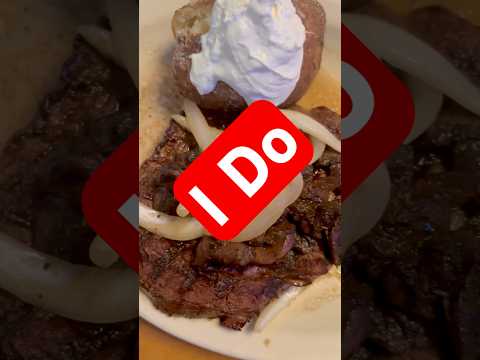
[342,101,480,359]
[408,6,480,87]
[0,37,137,264]
[0,290,136,360]
[195,219,297,266]
[140,229,291,330]
[139,121,199,214]
[0,37,138,359]
[140,107,340,330]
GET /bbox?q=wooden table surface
[140,320,234,360]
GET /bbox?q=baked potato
[171,0,326,112]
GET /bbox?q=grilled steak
[0,37,137,264]
[0,37,138,359]
[140,107,340,330]
[0,289,137,360]
[340,6,480,359]
[408,6,480,87]
[342,100,480,359]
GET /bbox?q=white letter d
[218,146,268,198]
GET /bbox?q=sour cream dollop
[190,0,306,105]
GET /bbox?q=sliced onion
[281,109,341,153]
[139,202,206,241]
[77,0,139,89]
[231,174,304,242]
[171,114,189,129]
[183,99,221,150]
[89,235,119,268]
[139,175,302,243]
[402,75,443,144]
[343,163,391,250]
[254,267,341,331]
[146,102,336,243]
[77,25,117,62]
[255,286,304,332]
[0,3,138,324]
[176,203,190,217]
[343,14,480,135]
[302,269,341,311]
[311,141,326,165]
[0,232,137,324]
[105,0,139,88]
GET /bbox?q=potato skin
[172,0,326,112]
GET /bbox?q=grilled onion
[0,232,137,323]
[139,101,340,243]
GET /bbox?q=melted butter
[376,0,480,26]
[297,69,341,114]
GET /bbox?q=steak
[340,8,480,357]
[0,37,138,359]
[342,100,480,359]
[140,107,340,330]
[0,289,137,360]
[0,37,137,264]
[408,6,480,87]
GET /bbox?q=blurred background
[342,1,480,359]
[0,1,138,359]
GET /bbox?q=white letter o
[262,128,297,164]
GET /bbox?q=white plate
[139,1,341,359]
